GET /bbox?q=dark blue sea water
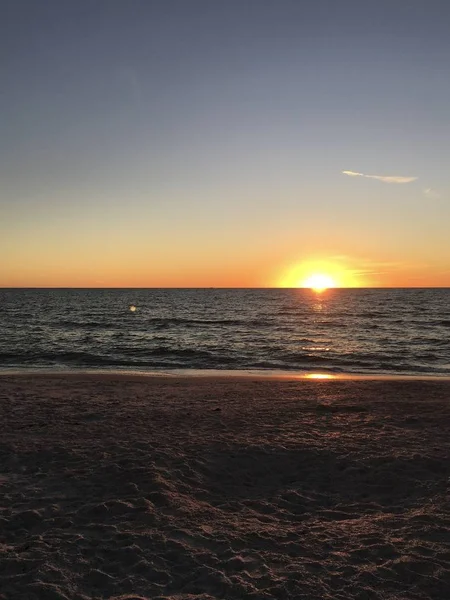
[1,288,449,376]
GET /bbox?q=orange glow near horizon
[2,244,450,288]
[304,373,336,379]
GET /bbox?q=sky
[2,0,450,287]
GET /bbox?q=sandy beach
[1,374,449,600]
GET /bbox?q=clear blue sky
[2,0,450,286]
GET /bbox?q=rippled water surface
[1,288,449,375]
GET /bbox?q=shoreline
[1,368,450,382]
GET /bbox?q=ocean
[1,288,449,376]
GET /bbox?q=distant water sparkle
[1,289,449,376]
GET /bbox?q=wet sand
[1,375,449,599]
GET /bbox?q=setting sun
[302,273,337,292]
[277,259,365,289]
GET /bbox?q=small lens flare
[129,305,137,312]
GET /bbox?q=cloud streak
[423,188,441,199]
[342,170,417,184]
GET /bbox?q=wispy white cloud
[342,170,417,184]
[342,171,364,178]
[423,188,441,199]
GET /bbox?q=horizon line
[1,286,450,290]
